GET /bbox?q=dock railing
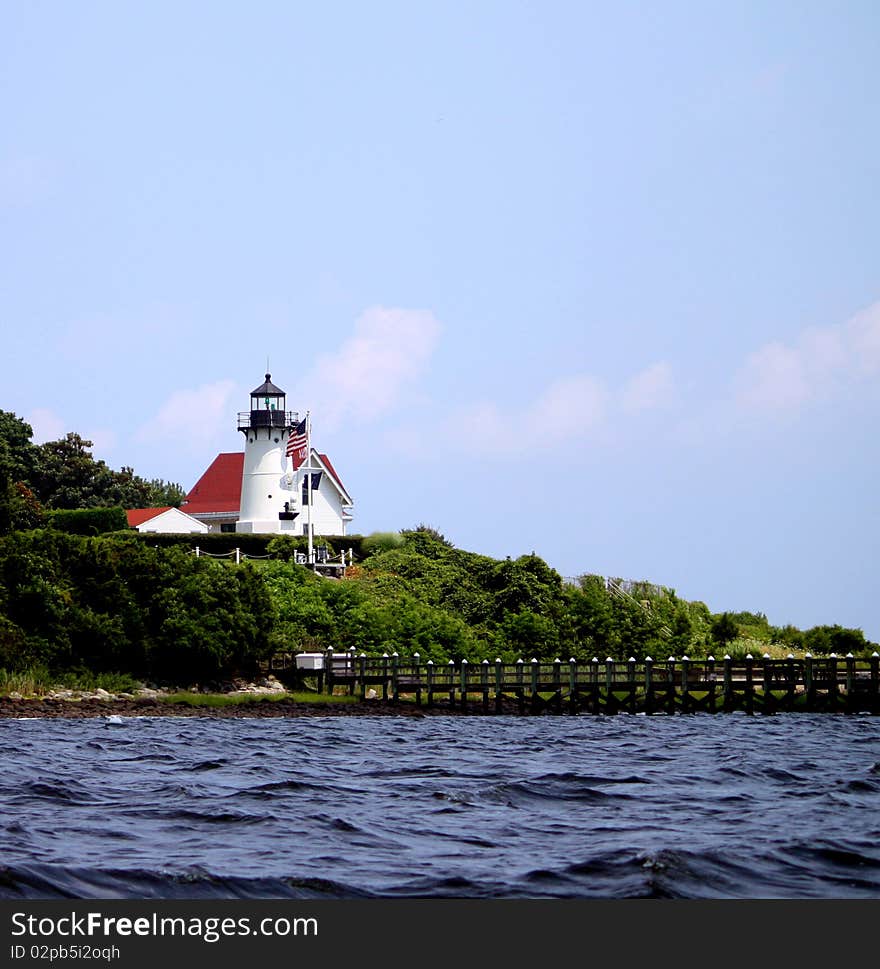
[314,649,880,715]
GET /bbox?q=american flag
[286,418,308,468]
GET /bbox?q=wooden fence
[279,649,880,715]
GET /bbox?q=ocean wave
[0,863,372,899]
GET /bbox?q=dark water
[1,714,879,899]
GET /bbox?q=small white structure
[181,373,354,537]
[293,448,354,537]
[126,506,208,534]
[236,374,301,535]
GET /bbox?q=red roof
[183,452,244,515]
[318,453,351,503]
[127,507,172,527]
[182,450,351,515]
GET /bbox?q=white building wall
[136,508,208,534]
[298,480,349,537]
[237,432,298,533]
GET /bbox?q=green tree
[711,612,739,649]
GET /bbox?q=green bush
[361,531,405,555]
[47,507,128,535]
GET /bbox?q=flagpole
[306,410,313,565]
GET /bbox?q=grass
[0,666,143,697]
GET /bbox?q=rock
[94,688,113,699]
[136,688,160,699]
[48,690,75,700]
[366,689,378,700]
[8,691,22,700]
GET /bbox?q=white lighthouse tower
[236,374,300,534]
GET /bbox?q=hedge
[129,531,368,561]
[47,507,129,535]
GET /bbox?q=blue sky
[2,2,878,640]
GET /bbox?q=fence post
[644,656,654,714]
[426,660,434,708]
[845,653,855,707]
[347,647,356,695]
[391,652,400,703]
[235,547,241,564]
[569,657,577,714]
[872,652,880,707]
[829,653,839,711]
[413,652,422,707]
[706,655,716,713]
[481,659,490,714]
[553,658,562,712]
[786,653,796,710]
[516,658,525,713]
[762,654,773,715]
[723,654,733,711]
[381,652,389,701]
[530,657,539,711]
[745,654,754,715]
[448,659,455,707]
[627,656,637,712]
[804,652,814,707]
[194,546,200,557]
[460,659,469,711]
[357,653,366,701]
[495,657,504,713]
[323,647,333,694]
[604,657,615,714]
[681,655,690,713]
[666,656,676,714]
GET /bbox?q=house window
[220,523,236,533]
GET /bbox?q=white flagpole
[306,410,313,565]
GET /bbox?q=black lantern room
[247,373,288,428]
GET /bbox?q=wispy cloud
[26,407,66,444]
[390,359,677,460]
[620,361,675,415]
[25,407,117,461]
[735,300,880,415]
[848,301,880,375]
[446,374,610,456]
[530,374,609,442]
[136,380,238,445]
[300,306,441,431]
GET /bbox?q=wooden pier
[285,649,880,715]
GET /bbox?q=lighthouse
[235,374,300,534]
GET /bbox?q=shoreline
[0,696,481,719]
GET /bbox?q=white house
[126,506,209,534]
[180,373,354,536]
[182,449,353,536]
[291,449,355,537]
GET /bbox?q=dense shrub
[47,507,128,535]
